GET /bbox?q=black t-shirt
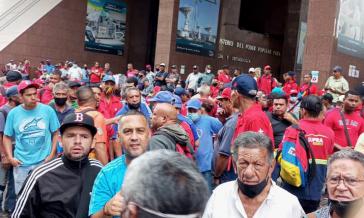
[266,112,292,148]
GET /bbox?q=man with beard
[49,82,74,124]
[266,94,298,149]
[98,75,123,160]
[12,113,103,217]
[89,111,150,217]
[325,90,364,150]
[0,86,21,215]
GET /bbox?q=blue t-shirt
[89,155,128,216]
[4,103,60,166]
[177,114,199,141]
[194,115,222,172]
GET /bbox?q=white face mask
[290,96,298,103]
[206,69,211,73]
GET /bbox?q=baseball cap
[216,88,231,100]
[287,71,296,76]
[173,94,182,109]
[102,75,115,83]
[60,112,97,136]
[271,87,285,96]
[289,89,298,95]
[160,63,166,67]
[300,95,322,113]
[264,65,271,70]
[333,65,343,72]
[186,99,202,110]
[171,65,177,69]
[149,91,175,104]
[193,65,198,69]
[231,74,258,97]
[174,87,188,96]
[248,67,255,73]
[6,71,22,82]
[17,80,39,94]
[68,81,81,88]
[6,86,18,98]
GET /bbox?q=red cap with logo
[17,80,39,94]
[216,88,232,100]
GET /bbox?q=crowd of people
[0,58,363,218]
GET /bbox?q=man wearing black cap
[12,112,103,218]
[324,65,349,103]
[280,95,334,213]
[4,71,22,90]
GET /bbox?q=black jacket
[12,156,102,218]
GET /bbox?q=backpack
[276,125,316,188]
[155,131,195,160]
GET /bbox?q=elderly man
[120,150,209,218]
[12,113,102,217]
[324,65,349,104]
[49,82,74,124]
[89,111,150,217]
[308,149,364,218]
[203,132,305,218]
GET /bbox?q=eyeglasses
[327,176,364,187]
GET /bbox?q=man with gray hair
[203,132,304,218]
[49,82,74,124]
[120,150,209,218]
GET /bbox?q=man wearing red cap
[3,81,60,195]
[282,71,299,95]
[257,65,277,95]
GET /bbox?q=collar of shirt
[232,180,278,217]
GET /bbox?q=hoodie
[148,123,189,151]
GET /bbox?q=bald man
[149,103,190,151]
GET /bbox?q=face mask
[187,113,200,122]
[128,102,141,110]
[54,97,67,106]
[329,198,363,218]
[105,86,114,95]
[237,177,269,198]
[206,69,211,73]
[212,82,218,87]
[290,96,298,103]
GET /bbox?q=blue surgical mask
[187,113,200,122]
[290,96,298,103]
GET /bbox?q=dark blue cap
[231,74,258,97]
[102,75,115,83]
[149,91,175,104]
[6,86,18,98]
[333,65,343,72]
[288,71,296,76]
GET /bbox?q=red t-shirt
[98,95,123,119]
[217,71,231,84]
[90,66,103,83]
[298,119,335,160]
[180,103,188,116]
[39,86,53,105]
[324,110,364,148]
[233,103,274,144]
[300,83,317,96]
[257,74,277,95]
[282,80,299,95]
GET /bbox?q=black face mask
[54,97,67,106]
[329,198,363,218]
[128,102,141,110]
[237,177,269,198]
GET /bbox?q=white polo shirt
[203,180,305,218]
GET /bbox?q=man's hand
[283,112,298,124]
[103,192,126,216]
[1,155,11,170]
[9,157,22,167]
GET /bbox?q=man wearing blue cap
[0,86,21,214]
[99,75,123,159]
[186,98,222,192]
[231,74,274,143]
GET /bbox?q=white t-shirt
[186,72,202,91]
[68,65,82,81]
[203,180,305,218]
